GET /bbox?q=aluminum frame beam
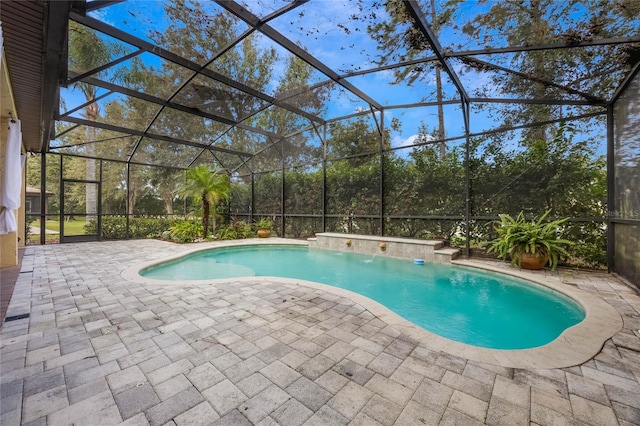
[402,0,469,104]
[215,0,385,111]
[469,97,606,106]
[339,56,439,79]
[46,149,187,170]
[67,49,144,85]
[611,61,640,104]
[447,36,640,58]
[458,57,603,102]
[59,90,114,117]
[53,133,132,150]
[468,111,605,139]
[70,73,279,140]
[84,1,124,12]
[131,0,307,164]
[58,115,252,157]
[69,12,323,124]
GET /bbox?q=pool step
[308,233,460,264]
[434,247,460,262]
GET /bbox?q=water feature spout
[364,253,377,263]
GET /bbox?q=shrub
[169,221,203,243]
[216,219,254,240]
[85,216,181,240]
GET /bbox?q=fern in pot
[487,210,574,270]
[255,217,273,238]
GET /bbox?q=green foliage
[216,219,254,240]
[368,0,638,142]
[130,217,178,239]
[471,124,606,216]
[178,165,230,239]
[46,115,606,268]
[284,217,322,239]
[327,116,391,161]
[326,156,380,219]
[563,222,607,268]
[254,172,283,214]
[85,216,180,240]
[169,221,203,243]
[466,123,606,266]
[487,211,574,270]
[255,217,273,231]
[84,217,120,239]
[284,167,323,215]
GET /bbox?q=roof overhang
[1,0,72,152]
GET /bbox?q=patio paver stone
[0,239,638,425]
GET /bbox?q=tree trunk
[85,103,98,223]
[128,177,137,216]
[525,2,551,143]
[202,193,210,239]
[431,0,446,161]
[128,187,137,216]
[162,192,174,216]
[435,67,446,161]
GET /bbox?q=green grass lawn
[28,218,90,241]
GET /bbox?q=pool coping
[121,238,623,369]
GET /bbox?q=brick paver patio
[1,239,639,425]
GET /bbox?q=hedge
[85,216,181,240]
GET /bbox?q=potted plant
[487,210,573,270]
[255,217,272,238]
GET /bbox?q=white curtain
[0,119,24,235]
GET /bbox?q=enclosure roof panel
[4,0,639,169]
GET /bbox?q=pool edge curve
[121,239,623,369]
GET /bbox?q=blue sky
[73,0,471,147]
[59,0,609,156]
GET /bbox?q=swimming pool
[141,244,585,350]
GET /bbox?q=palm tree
[68,22,123,223]
[179,165,230,239]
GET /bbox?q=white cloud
[391,133,438,149]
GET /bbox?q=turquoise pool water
[141,245,585,349]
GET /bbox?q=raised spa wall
[307,233,460,264]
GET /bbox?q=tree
[327,116,390,164]
[148,0,278,139]
[127,0,328,204]
[149,167,183,216]
[68,21,126,222]
[99,99,155,216]
[367,0,457,160]
[362,0,634,264]
[26,154,61,217]
[178,165,230,238]
[368,0,639,142]
[454,0,638,142]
